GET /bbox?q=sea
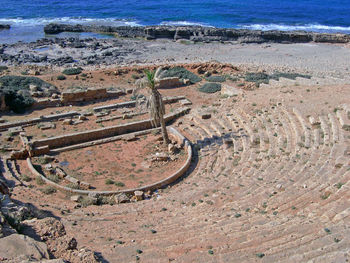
[1,0,350,44]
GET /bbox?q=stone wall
[31,98,61,109]
[61,88,122,104]
[156,77,183,89]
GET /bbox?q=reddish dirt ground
[33,133,187,190]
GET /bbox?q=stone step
[336,109,350,131]
[293,108,312,148]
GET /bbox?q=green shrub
[0,75,53,113]
[20,174,31,182]
[131,74,141,79]
[198,82,221,93]
[114,181,125,187]
[244,71,312,88]
[226,75,240,82]
[40,186,56,195]
[105,178,115,185]
[35,176,45,185]
[205,75,226,82]
[244,72,270,83]
[0,66,8,72]
[130,94,145,100]
[0,75,48,91]
[79,196,96,207]
[36,156,50,164]
[270,72,311,80]
[62,67,83,75]
[57,75,66,80]
[47,174,60,183]
[100,196,116,205]
[66,183,80,189]
[4,214,22,232]
[160,67,201,84]
[4,90,34,113]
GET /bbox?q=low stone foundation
[31,107,190,151]
[0,111,79,131]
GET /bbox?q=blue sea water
[0,0,350,43]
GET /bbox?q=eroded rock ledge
[44,24,350,44]
[0,24,10,30]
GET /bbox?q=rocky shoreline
[0,24,10,30]
[44,23,350,44]
[0,24,350,78]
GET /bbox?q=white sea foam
[160,21,213,27]
[239,23,350,33]
[0,17,142,27]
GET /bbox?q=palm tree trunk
[159,113,170,145]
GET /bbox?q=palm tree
[135,69,170,145]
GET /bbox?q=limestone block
[134,191,143,201]
[221,84,243,97]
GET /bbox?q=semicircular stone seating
[10,99,350,262]
[94,102,350,262]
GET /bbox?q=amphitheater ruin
[0,63,349,262]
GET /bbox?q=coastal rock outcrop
[0,24,10,30]
[43,24,350,44]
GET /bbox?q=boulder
[168,143,176,154]
[29,84,39,92]
[224,138,233,148]
[87,192,99,204]
[65,175,79,184]
[151,152,169,162]
[134,191,144,201]
[0,24,10,30]
[55,167,67,178]
[115,193,130,204]
[70,195,83,202]
[40,122,56,130]
[22,217,66,241]
[44,163,54,171]
[79,181,91,190]
[0,234,50,260]
[62,119,72,125]
[200,113,211,119]
[43,155,55,163]
[179,99,192,106]
[309,116,320,126]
